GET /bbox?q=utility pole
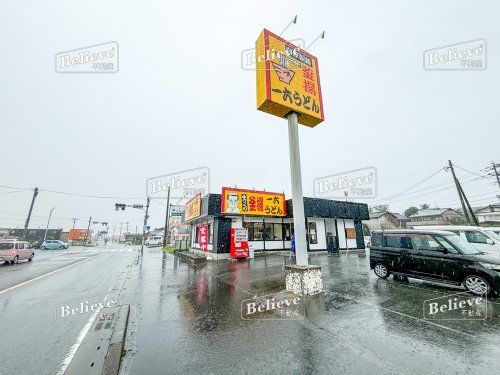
[44,207,55,240]
[112,225,116,243]
[118,223,123,244]
[492,162,500,190]
[448,160,478,226]
[141,197,150,253]
[86,217,92,245]
[22,187,39,240]
[72,218,77,229]
[162,186,171,248]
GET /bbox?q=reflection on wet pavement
[120,249,499,375]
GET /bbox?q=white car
[145,236,163,247]
[417,225,500,256]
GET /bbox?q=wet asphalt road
[0,245,139,375]
[118,249,499,375]
[1,247,498,374]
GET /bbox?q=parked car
[40,240,69,250]
[0,240,35,264]
[369,229,500,296]
[145,236,163,247]
[417,225,500,257]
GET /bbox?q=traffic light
[115,203,126,211]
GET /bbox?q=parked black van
[369,229,500,296]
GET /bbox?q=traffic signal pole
[162,186,171,248]
[141,197,150,254]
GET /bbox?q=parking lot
[115,249,499,375]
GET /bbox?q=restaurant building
[183,188,369,260]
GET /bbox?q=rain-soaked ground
[118,249,499,375]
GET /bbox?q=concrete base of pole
[285,264,323,296]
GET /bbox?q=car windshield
[443,234,481,254]
[484,230,500,242]
[0,242,14,250]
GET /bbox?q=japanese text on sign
[221,187,286,217]
[256,29,324,127]
[185,193,201,221]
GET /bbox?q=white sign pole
[287,112,308,266]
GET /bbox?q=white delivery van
[417,225,500,256]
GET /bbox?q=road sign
[256,29,324,127]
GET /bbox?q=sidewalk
[117,248,499,375]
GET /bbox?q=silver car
[0,240,35,265]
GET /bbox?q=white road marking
[56,295,109,375]
[333,292,474,337]
[0,256,97,296]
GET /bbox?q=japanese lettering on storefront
[256,29,324,127]
[185,193,201,221]
[221,187,286,217]
[198,225,208,252]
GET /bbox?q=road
[1,247,498,374]
[0,244,139,375]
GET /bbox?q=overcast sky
[0,0,499,232]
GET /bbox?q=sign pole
[287,112,308,266]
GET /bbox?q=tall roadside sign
[256,28,324,267]
[256,29,324,127]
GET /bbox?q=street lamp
[44,207,55,240]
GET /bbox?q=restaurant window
[208,223,213,244]
[283,223,293,241]
[273,223,283,241]
[243,222,254,241]
[263,222,283,241]
[253,222,264,240]
[263,223,273,241]
[308,222,318,244]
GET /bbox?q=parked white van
[145,236,163,247]
[416,225,500,256]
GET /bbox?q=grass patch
[163,245,175,253]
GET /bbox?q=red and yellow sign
[221,187,286,217]
[256,29,324,127]
[185,193,201,221]
[69,229,90,240]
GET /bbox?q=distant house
[364,212,399,231]
[407,208,461,226]
[392,213,409,228]
[475,204,500,224]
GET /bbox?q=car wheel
[60,245,65,249]
[464,275,491,296]
[41,246,46,250]
[11,256,19,265]
[3,261,9,266]
[374,262,390,279]
[28,253,34,262]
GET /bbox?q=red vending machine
[230,228,249,259]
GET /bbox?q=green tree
[404,206,419,218]
[420,203,430,209]
[447,216,467,225]
[371,204,390,213]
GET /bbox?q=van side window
[409,235,440,251]
[465,231,489,244]
[371,233,382,246]
[385,235,402,248]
